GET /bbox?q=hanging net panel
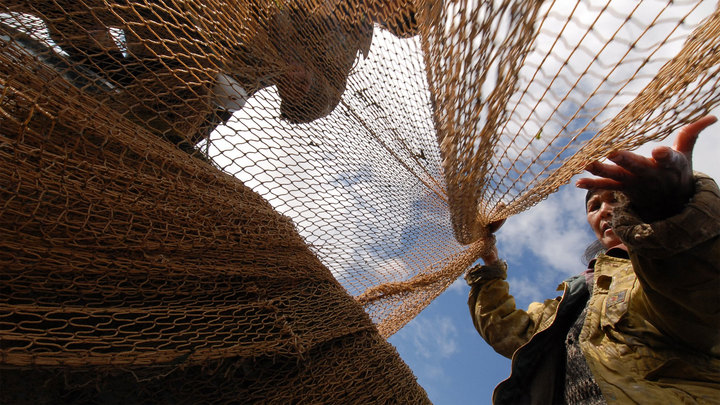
[1,0,718,402]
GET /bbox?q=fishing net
[1,0,718,402]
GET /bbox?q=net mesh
[1,0,718,402]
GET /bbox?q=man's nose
[600,202,614,217]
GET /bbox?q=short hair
[585,189,626,211]
[585,188,599,211]
[582,239,606,266]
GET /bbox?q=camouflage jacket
[466,173,720,404]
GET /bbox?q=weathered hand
[576,115,717,222]
[480,218,506,265]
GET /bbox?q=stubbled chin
[602,229,622,249]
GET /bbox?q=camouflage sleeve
[466,261,560,359]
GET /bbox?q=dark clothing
[562,277,604,405]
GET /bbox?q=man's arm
[466,260,561,358]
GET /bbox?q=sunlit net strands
[1,0,718,402]
[428,0,720,244]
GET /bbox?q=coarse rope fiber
[1,0,719,402]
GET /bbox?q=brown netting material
[1,0,718,402]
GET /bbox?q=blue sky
[388,122,720,404]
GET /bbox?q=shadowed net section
[0,29,429,402]
[1,0,718,402]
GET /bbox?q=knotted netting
[1,0,718,402]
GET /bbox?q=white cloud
[419,363,447,381]
[203,29,463,298]
[447,276,468,295]
[496,180,591,275]
[506,275,547,304]
[404,315,458,360]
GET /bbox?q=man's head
[585,189,624,249]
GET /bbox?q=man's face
[586,190,623,249]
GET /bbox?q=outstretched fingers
[583,159,634,183]
[575,176,623,190]
[576,115,716,220]
[575,151,653,191]
[607,150,659,176]
[651,146,688,171]
[673,115,717,157]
